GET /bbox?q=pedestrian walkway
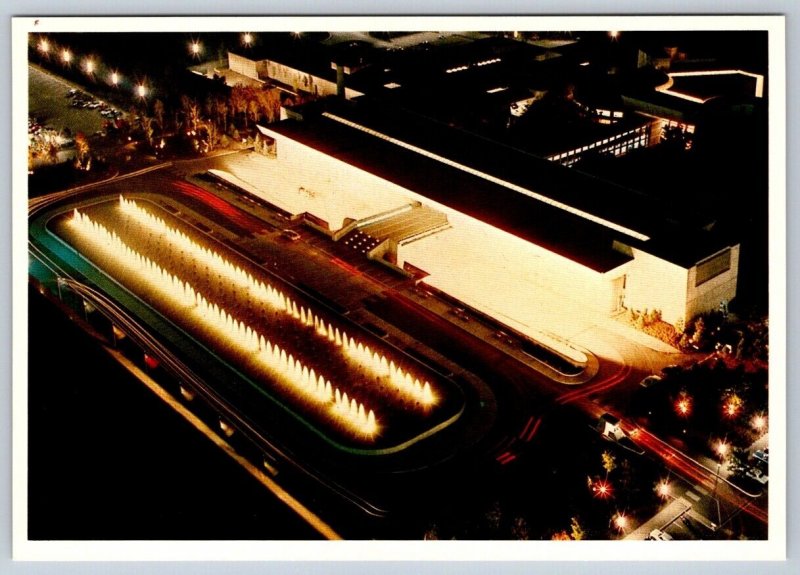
[601,315,682,354]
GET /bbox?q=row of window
[548,125,650,166]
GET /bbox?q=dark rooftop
[267,99,736,271]
[269,110,631,273]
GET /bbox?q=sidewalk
[601,315,682,354]
[624,497,692,540]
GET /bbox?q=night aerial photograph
[17,16,784,558]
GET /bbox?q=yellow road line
[106,347,343,540]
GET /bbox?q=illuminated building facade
[227,47,364,100]
[227,101,740,339]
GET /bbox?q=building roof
[229,33,339,84]
[268,99,736,270]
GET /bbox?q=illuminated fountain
[118,196,437,408]
[69,208,378,438]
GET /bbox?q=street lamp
[723,394,742,418]
[592,479,612,499]
[83,58,95,75]
[675,394,692,417]
[61,49,72,65]
[242,32,253,46]
[716,440,729,459]
[609,31,620,41]
[189,40,202,58]
[613,512,628,533]
[136,83,148,99]
[711,439,729,527]
[38,38,50,54]
[752,413,767,432]
[110,71,120,86]
[657,481,671,499]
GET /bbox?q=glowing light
[83,197,451,442]
[84,58,95,74]
[593,480,612,499]
[136,84,147,98]
[723,394,742,418]
[716,440,729,458]
[675,394,692,417]
[111,71,119,85]
[657,481,670,498]
[190,40,202,56]
[752,414,767,431]
[658,69,765,101]
[243,32,253,46]
[38,38,50,53]
[61,49,72,63]
[118,196,439,412]
[609,31,620,40]
[69,207,381,439]
[613,513,628,531]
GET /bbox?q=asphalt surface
[29,64,107,137]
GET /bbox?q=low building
[231,100,738,339]
[227,35,365,100]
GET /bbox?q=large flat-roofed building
[232,100,738,338]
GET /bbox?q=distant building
[227,36,365,100]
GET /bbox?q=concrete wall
[262,60,363,100]
[261,125,738,332]
[686,244,740,320]
[228,52,258,79]
[259,127,414,229]
[228,52,363,99]
[625,247,689,326]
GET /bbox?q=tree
[28,143,38,171]
[199,121,218,152]
[153,99,165,134]
[423,523,439,540]
[73,132,91,171]
[570,517,585,541]
[484,500,502,533]
[140,115,154,148]
[229,86,248,129]
[690,317,706,347]
[46,141,60,165]
[259,88,282,124]
[510,516,529,540]
[181,96,200,134]
[247,98,261,125]
[215,98,229,134]
[601,450,617,476]
[204,96,214,120]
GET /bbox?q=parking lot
[28,63,108,137]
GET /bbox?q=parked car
[639,375,663,388]
[281,229,301,242]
